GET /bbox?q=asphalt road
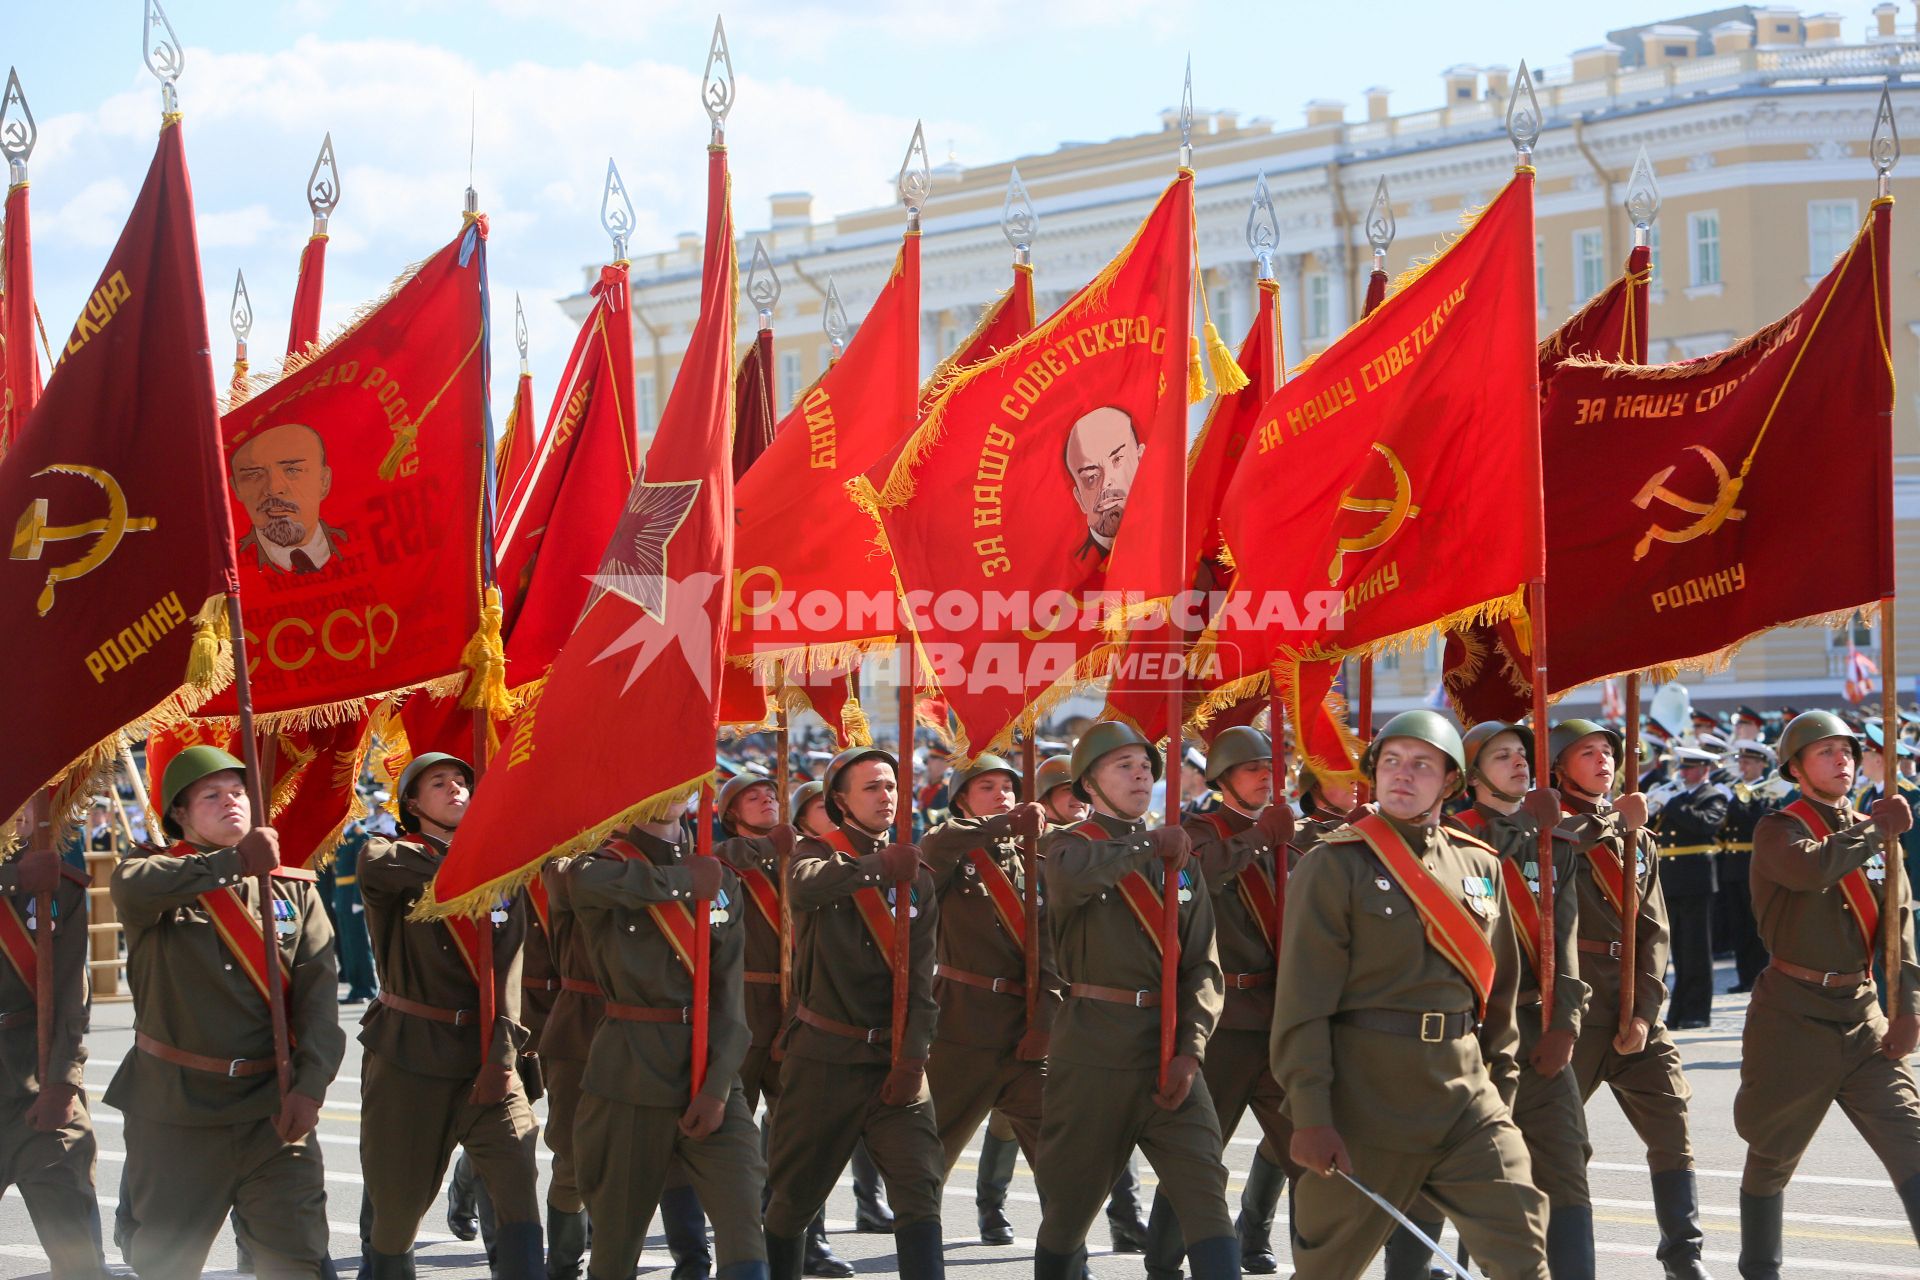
[2,961,1916,1278]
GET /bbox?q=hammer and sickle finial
[10,465,158,615]
[1629,444,1746,562]
[1327,443,1421,585]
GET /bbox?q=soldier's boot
[1235,1152,1284,1275]
[1899,1173,1920,1246]
[446,1152,481,1242]
[1381,1220,1443,1280]
[660,1183,713,1280]
[491,1221,545,1280]
[804,1210,853,1278]
[1184,1235,1240,1280]
[1546,1205,1596,1280]
[544,1204,589,1280]
[1033,1244,1086,1280]
[1141,1190,1186,1280]
[894,1219,945,1280]
[1736,1192,1782,1280]
[976,1128,1018,1245]
[1105,1158,1151,1254]
[22,1184,110,1280]
[765,1232,806,1280]
[1650,1170,1714,1280]
[364,1249,417,1280]
[475,1170,500,1264]
[852,1143,895,1233]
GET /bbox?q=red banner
[287,232,327,357]
[1199,176,1541,780]
[1,176,40,458]
[205,222,488,720]
[719,330,780,729]
[1541,203,1892,691]
[427,144,734,915]
[494,370,538,523]
[858,177,1198,755]
[0,121,236,820]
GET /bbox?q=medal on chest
[489,895,511,927]
[1177,867,1194,905]
[1867,853,1888,885]
[25,897,55,933]
[1462,875,1498,920]
[273,897,298,937]
[887,885,920,917]
[710,887,732,924]
[1522,860,1541,895]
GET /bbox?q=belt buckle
[228,1058,250,1078]
[1419,1012,1445,1043]
[865,1027,886,1045]
[681,1007,694,1024]
[1607,941,1623,959]
[1134,989,1152,1008]
[1822,971,1843,988]
[453,1009,474,1027]
[991,977,1012,993]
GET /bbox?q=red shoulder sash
[1351,814,1495,1016]
[820,829,902,954]
[965,849,1027,946]
[604,837,699,973]
[1782,800,1881,958]
[1076,819,1170,953]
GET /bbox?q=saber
[1335,1170,1471,1280]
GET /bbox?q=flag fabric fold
[1,173,40,459]
[287,232,328,357]
[494,369,538,519]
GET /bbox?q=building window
[1210,283,1236,346]
[1305,273,1331,341]
[637,374,656,430]
[1573,228,1606,303]
[779,351,803,406]
[1646,221,1662,284]
[1688,211,1721,288]
[1664,43,1690,57]
[941,324,961,357]
[1535,237,1547,312]
[1807,199,1859,275]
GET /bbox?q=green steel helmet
[789,780,825,826]
[1205,727,1273,785]
[716,771,777,831]
[1461,721,1533,785]
[396,752,474,834]
[821,746,899,825]
[1361,710,1467,794]
[1547,719,1622,773]
[1069,721,1163,802]
[1776,710,1861,784]
[160,745,247,840]
[1034,755,1074,803]
[948,753,1021,817]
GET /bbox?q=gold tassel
[840,693,873,748]
[1205,322,1249,394]
[186,595,232,689]
[458,586,512,720]
[1187,335,1208,404]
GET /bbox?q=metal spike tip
[513,293,529,362]
[1245,172,1278,275]
[1002,165,1036,258]
[230,270,253,346]
[143,0,184,111]
[307,132,341,225]
[1504,59,1541,158]
[703,16,735,137]
[897,120,932,216]
[1179,56,1194,164]
[1624,145,1661,231]
[1365,176,1396,255]
[0,69,37,171]
[747,239,781,317]
[1873,84,1901,177]
[822,278,849,353]
[601,157,636,259]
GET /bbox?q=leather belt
[559,977,604,997]
[522,978,561,993]
[1225,971,1276,990]
[377,991,475,1026]
[334,874,357,886]
[936,964,1025,997]
[0,1008,32,1030]
[1721,842,1755,853]
[1334,1009,1477,1043]
[604,1001,691,1024]
[795,1004,889,1044]
[1657,844,1717,857]
[1578,939,1623,959]
[136,1031,276,1078]
[744,971,781,986]
[1068,982,1159,1008]
[1769,958,1870,989]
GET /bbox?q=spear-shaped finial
[1365,177,1395,270]
[1505,60,1542,164]
[307,132,341,233]
[230,269,253,356]
[1625,144,1661,245]
[703,16,735,144]
[1179,55,1194,168]
[1873,83,1901,199]
[514,292,529,374]
[143,0,184,116]
[823,278,849,359]
[1246,172,1278,280]
[602,158,635,261]
[898,120,932,231]
[747,240,781,325]
[1002,165,1036,267]
[1,69,36,185]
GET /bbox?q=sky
[6,0,1899,419]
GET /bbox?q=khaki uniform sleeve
[1270,842,1353,1131]
[1752,811,1882,892]
[1041,826,1159,909]
[491,903,526,1069]
[357,837,439,905]
[702,866,753,1101]
[921,816,1009,893]
[570,851,704,911]
[110,846,250,924]
[788,841,891,908]
[1634,831,1672,1027]
[50,876,89,1091]
[1176,875,1224,1061]
[1480,867,1524,1111]
[905,867,941,1061]
[1548,836,1586,1038]
[1188,817,1269,897]
[288,881,346,1103]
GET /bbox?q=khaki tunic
[716,834,789,1110]
[536,855,601,1214]
[1735,798,1920,1196]
[107,843,343,1279]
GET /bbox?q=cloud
[37,178,134,250]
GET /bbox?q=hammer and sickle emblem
[1630,445,1746,562]
[1327,443,1420,585]
[10,464,158,616]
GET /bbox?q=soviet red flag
[427,142,734,912]
[719,329,780,729]
[1199,175,1540,781]
[287,230,328,357]
[1,165,40,459]
[494,368,538,522]
[0,121,236,820]
[858,174,1200,756]
[1542,202,1892,691]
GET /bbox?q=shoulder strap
[198,884,294,1008]
[965,848,1027,946]
[821,828,899,954]
[0,900,35,997]
[1351,814,1495,1016]
[1783,800,1881,957]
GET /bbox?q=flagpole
[0,67,40,458]
[23,791,51,1087]
[1248,173,1290,951]
[1871,90,1903,1014]
[1351,178,1395,806]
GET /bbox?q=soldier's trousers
[1512,1015,1593,1208]
[927,1038,1045,1176]
[1032,1057,1233,1255]
[360,1053,542,1254]
[573,1086,767,1278]
[1571,1001,1694,1173]
[739,1043,780,1113]
[120,1111,330,1279]
[763,1056,945,1237]
[1666,891,1715,1025]
[1291,1108,1548,1280]
[0,1092,103,1277]
[1733,984,1920,1196]
[544,1056,586,1214]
